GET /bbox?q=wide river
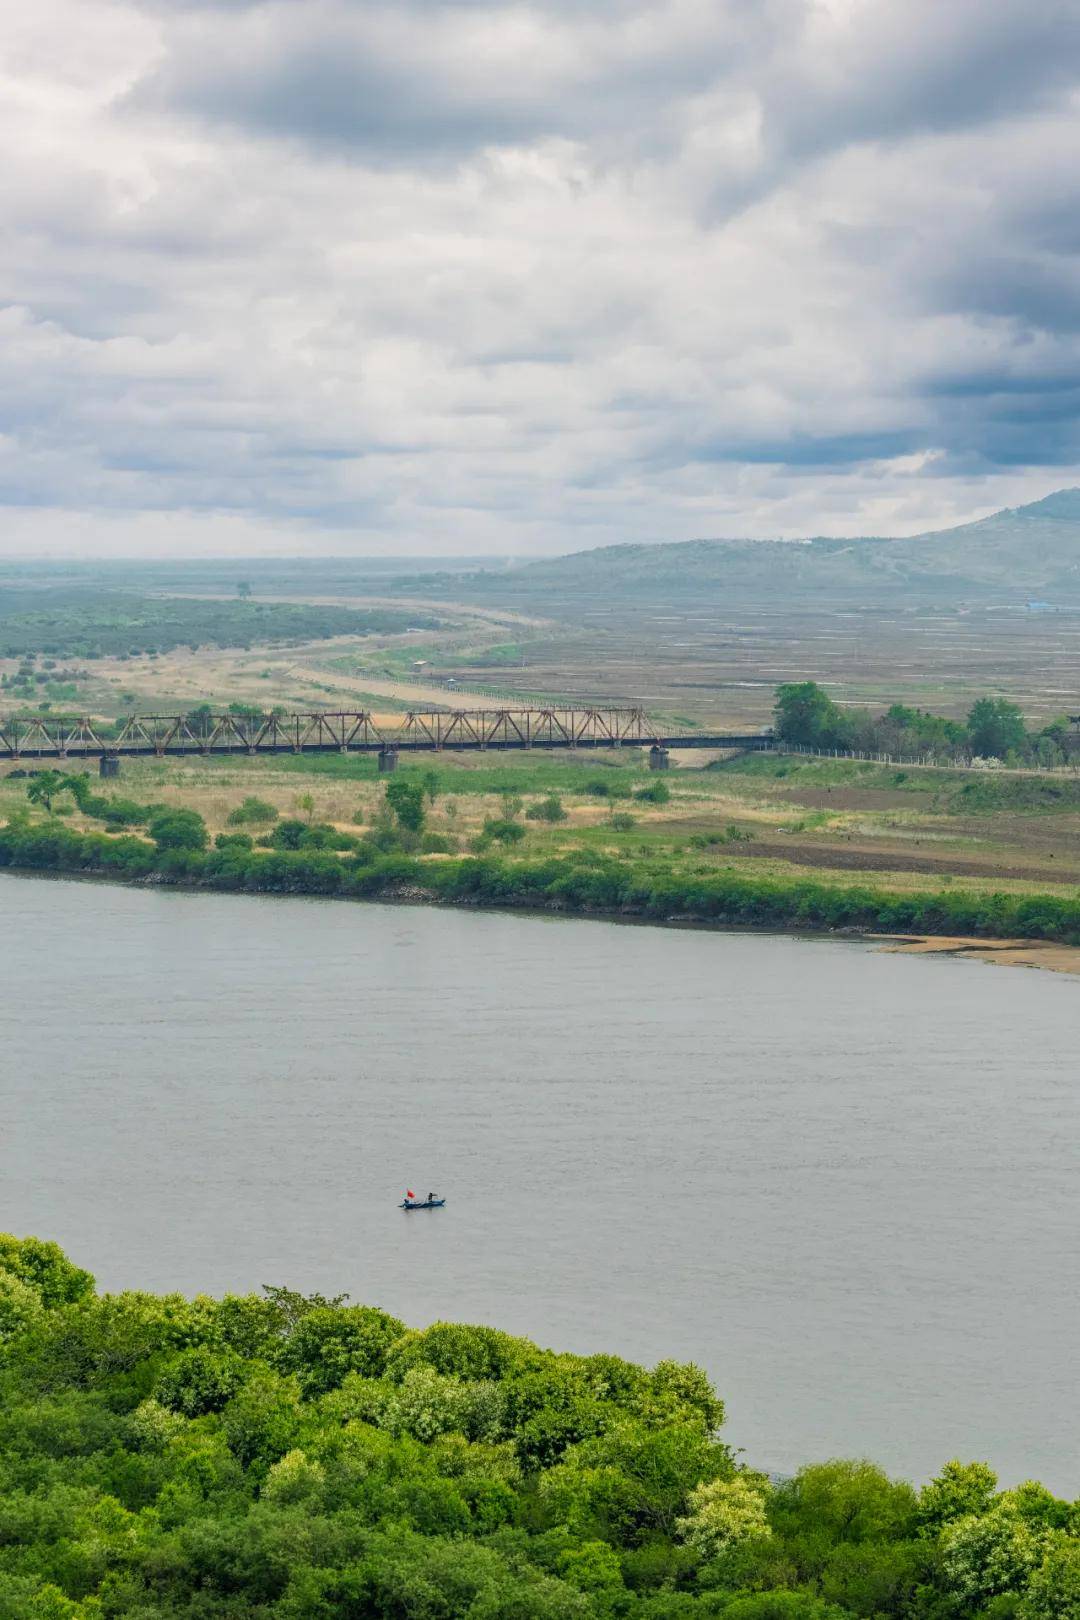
[1,874,1076,1490]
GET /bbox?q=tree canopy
[0,1236,1074,1619]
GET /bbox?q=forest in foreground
[0,1237,1075,1619]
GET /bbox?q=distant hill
[397,489,1080,608]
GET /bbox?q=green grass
[716,752,1080,814]
[271,750,653,794]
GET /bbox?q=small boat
[400,1195,445,1210]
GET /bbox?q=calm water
[1,874,1076,1490]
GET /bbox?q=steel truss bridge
[0,707,773,761]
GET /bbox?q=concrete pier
[377,747,399,774]
[648,745,671,771]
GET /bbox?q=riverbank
[882,933,1080,974]
[4,816,1080,965]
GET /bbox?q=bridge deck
[0,708,772,760]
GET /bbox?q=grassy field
[7,748,1080,904]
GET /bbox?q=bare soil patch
[730,839,1080,884]
[880,935,1080,976]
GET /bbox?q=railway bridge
[0,707,773,772]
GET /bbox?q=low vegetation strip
[0,1233,1074,1619]
[2,818,1078,945]
[0,588,441,660]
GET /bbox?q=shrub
[635,780,671,803]
[420,832,457,854]
[215,832,254,852]
[148,808,208,852]
[724,823,755,843]
[610,813,636,831]
[226,796,279,826]
[483,818,527,846]
[526,795,568,822]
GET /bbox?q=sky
[2,0,1080,558]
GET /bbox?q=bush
[148,808,208,852]
[215,832,254,852]
[483,818,527,846]
[724,823,755,843]
[268,818,307,850]
[526,795,568,822]
[420,832,457,854]
[610,813,636,831]
[635,780,671,803]
[226,796,279,826]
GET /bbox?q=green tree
[185,703,215,739]
[156,1346,249,1417]
[940,1497,1050,1605]
[917,1459,998,1535]
[774,683,851,749]
[677,1475,772,1558]
[1023,1536,1080,1620]
[772,1461,917,1550]
[967,697,1028,759]
[0,1272,44,1342]
[276,1303,406,1395]
[0,1234,95,1305]
[26,770,68,814]
[385,778,427,835]
[148,808,208,852]
[294,792,316,822]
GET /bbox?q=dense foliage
[0,589,440,660]
[0,1236,1074,1619]
[3,815,1080,945]
[773,685,1071,767]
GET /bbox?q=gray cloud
[0,0,1078,556]
[137,0,771,163]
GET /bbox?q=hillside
[398,489,1080,608]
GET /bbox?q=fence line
[782,743,1080,778]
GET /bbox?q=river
[1,873,1076,1490]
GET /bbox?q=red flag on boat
[406,1190,414,1199]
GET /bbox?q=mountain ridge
[398,489,1080,605]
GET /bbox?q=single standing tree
[967,697,1028,759]
[25,770,67,814]
[385,778,426,834]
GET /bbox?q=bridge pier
[377,746,399,774]
[99,755,120,779]
[648,745,671,771]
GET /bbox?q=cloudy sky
[3,0,1080,557]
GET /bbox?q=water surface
[1,874,1075,1489]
